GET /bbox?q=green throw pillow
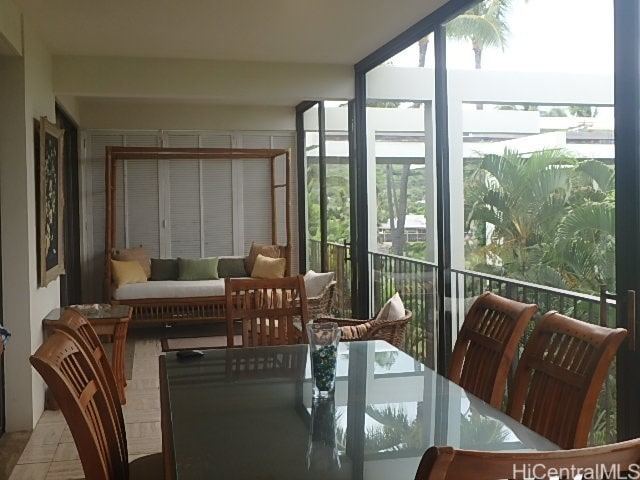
[150,258,179,281]
[217,257,248,278]
[177,257,219,281]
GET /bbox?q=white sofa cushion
[113,279,238,300]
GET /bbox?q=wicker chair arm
[306,281,337,321]
[361,310,413,348]
[316,316,373,328]
[317,309,412,349]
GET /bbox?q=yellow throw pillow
[245,242,281,276]
[251,254,286,279]
[112,245,151,279]
[111,259,148,288]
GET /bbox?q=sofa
[106,243,336,327]
[108,243,290,325]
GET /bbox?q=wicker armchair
[307,280,337,321]
[318,309,412,349]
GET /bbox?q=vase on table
[306,322,341,398]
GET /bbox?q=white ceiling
[14,0,446,64]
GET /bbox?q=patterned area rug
[161,335,241,352]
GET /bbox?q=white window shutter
[167,134,200,148]
[124,159,160,257]
[169,159,201,259]
[202,160,234,256]
[122,135,161,255]
[201,134,233,148]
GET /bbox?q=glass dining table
[160,340,558,480]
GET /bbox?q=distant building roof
[379,214,426,229]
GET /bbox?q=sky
[391,0,614,74]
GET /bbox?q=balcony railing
[308,239,618,444]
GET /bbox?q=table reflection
[164,341,557,480]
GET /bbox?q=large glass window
[444,0,616,443]
[304,104,321,270]
[365,38,438,368]
[302,102,352,316]
[445,0,615,298]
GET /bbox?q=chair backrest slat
[449,292,537,409]
[507,310,627,448]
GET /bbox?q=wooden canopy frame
[103,146,292,323]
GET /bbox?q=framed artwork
[37,116,65,287]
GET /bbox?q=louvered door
[82,130,295,302]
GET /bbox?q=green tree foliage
[446,0,511,70]
[467,148,575,279]
[306,162,351,243]
[466,149,616,295]
[376,163,428,256]
[547,160,615,292]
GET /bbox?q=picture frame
[37,116,65,287]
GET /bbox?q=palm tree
[551,201,615,293]
[417,0,511,69]
[385,163,411,255]
[417,34,432,68]
[445,0,511,70]
[548,159,615,292]
[467,148,576,278]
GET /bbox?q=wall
[52,56,354,108]
[0,0,21,55]
[76,100,296,131]
[0,11,61,430]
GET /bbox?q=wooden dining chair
[30,330,163,480]
[225,275,310,347]
[48,308,128,468]
[448,292,538,409]
[414,438,640,480]
[507,310,628,449]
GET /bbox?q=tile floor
[5,337,163,480]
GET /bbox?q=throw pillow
[217,257,248,278]
[177,257,219,281]
[339,322,372,340]
[111,259,148,288]
[303,270,335,298]
[150,258,179,281]
[375,292,405,321]
[251,254,286,279]
[245,242,281,276]
[112,245,151,279]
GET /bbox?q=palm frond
[574,160,615,192]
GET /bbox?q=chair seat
[129,452,164,480]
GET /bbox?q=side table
[43,304,132,404]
